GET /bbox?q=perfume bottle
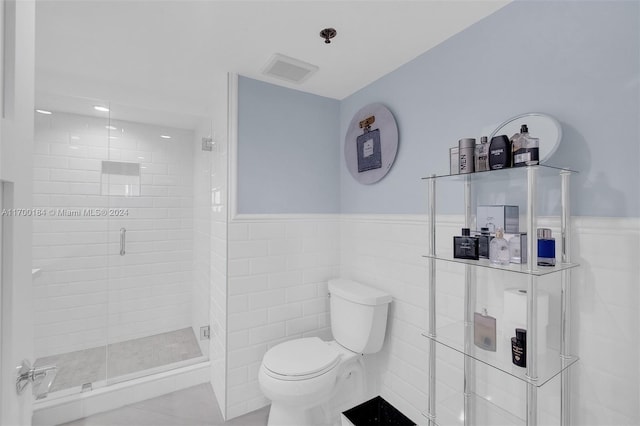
[356,116,382,172]
[511,328,527,367]
[474,309,497,352]
[458,138,475,174]
[489,227,510,265]
[450,147,460,175]
[508,233,528,264]
[453,228,479,260]
[537,228,556,266]
[477,227,493,259]
[488,135,511,170]
[512,124,540,167]
[475,136,489,172]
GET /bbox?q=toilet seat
[262,337,341,381]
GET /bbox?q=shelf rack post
[426,174,437,426]
[526,166,538,426]
[560,170,572,426]
[463,175,476,426]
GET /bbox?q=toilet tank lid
[328,279,392,306]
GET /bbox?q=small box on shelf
[477,205,519,233]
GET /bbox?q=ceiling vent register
[262,53,319,84]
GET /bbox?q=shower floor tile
[35,328,203,393]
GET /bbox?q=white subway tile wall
[226,217,339,418]
[340,215,640,426]
[33,112,197,359]
[340,216,429,425]
[223,215,640,425]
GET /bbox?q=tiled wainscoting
[224,214,639,426]
[340,215,429,424]
[226,216,340,418]
[340,215,640,426]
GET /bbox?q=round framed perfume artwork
[344,103,398,185]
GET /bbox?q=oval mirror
[489,113,562,164]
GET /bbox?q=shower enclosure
[31,93,212,399]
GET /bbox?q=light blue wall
[237,76,340,214]
[340,0,639,217]
[238,2,639,217]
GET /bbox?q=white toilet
[258,278,392,426]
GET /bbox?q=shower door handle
[120,227,126,256]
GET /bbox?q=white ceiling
[35,0,510,127]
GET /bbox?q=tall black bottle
[488,135,511,170]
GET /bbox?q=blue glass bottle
[537,228,556,266]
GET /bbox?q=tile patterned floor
[35,328,203,393]
[60,384,269,426]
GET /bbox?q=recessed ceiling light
[69,146,79,150]
[160,135,171,139]
[93,105,109,112]
[36,109,52,115]
[105,125,117,130]
[70,136,80,140]
[108,136,119,140]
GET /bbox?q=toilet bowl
[259,338,362,425]
[258,278,391,426]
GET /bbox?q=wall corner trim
[228,72,239,221]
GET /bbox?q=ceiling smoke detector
[262,53,319,84]
[319,28,337,44]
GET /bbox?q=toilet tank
[328,278,392,354]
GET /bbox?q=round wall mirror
[489,113,562,164]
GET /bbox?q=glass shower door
[104,104,210,385]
